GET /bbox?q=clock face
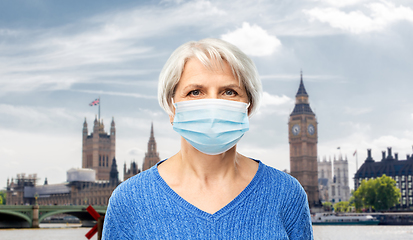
[292,124,300,136]
[308,124,315,135]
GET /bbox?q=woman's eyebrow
[182,84,204,92]
[220,84,243,90]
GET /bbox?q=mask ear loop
[171,98,176,108]
[170,98,175,125]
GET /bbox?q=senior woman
[102,38,313,239]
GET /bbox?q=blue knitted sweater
[102,160,313,239]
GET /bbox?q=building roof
[290,103,315,116]
[296,74,308,97]
[290,73,315,116]
[355,148,413,179]
[24,184,70,198]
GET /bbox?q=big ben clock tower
[288,72,319,207]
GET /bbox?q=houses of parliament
[6,117,160,206]
[7,73,355,208]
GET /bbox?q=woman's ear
[247,102,253,116]
[169,98,175,124]
[169,114,174,125]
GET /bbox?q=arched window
[106,156,109,167]
[321,169,325,179]
[337,168,341,183]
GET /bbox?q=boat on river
[311,213,380,225]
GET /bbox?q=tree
[334,201,350,213]
[0,191,6,205]
[349,190,363,212]
[374,175,401,210]
[322,201,333,211]
[351,175,400,211]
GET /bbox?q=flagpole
[98,96,101,121]
[355,151,358,172]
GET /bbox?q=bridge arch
[39,209,106,223]
[0,210,31,226]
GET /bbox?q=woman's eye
[224,90,236,96]
[188,90,200,96]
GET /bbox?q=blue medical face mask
[172,99,249,155]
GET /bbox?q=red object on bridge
[85,205,101,239]
[85,224,98,239]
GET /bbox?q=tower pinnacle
[296,71,308,97]
[150,122,154,140]
[142,123,160,171]
[291,72,314,116]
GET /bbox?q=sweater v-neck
[152,159,265,221]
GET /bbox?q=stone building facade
[142,123,160,171]
[318,157,332,203]
[6,174,37,206]
[124,161,140,181]
[317,155,350,203]
[82,117,116,180]
[6,159,119,206]
[6,121,160,206]
[331,155,350,203]
[288,73,319,207]
[355,148,413,210]
[124,123,160,180]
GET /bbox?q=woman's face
[173,58,249,107]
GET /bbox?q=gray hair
[158,38,262,116]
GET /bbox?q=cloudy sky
[1,0,413,190]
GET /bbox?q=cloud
[0,147,16,156]
[0,104,82,123]
[372,135,413,151]
[261,92,292,106]
[339,121,371,132]
[221,22,281,56]
[255,92,294,116]
[128,148,145,156]
[344,106,372,115]
[0,0,227,94]
[72,89,157,99]
[260,74,342,81]
[303,1,413,34]
[0,104,89,135]
[311,0,371,8]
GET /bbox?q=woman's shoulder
[109,167,158,202]
[259,161,306,195]
[259,161,310,220]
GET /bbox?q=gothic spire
[290,72,314,116]
[150,122,154,140]
[110,157,119,185]
[296,70,308,97]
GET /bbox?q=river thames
[0,224,413,239]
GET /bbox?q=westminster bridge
[0,205,107,228]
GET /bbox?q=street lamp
[34,193,39,206]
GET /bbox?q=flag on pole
[89,98,100,106]
[353,150,357,156]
